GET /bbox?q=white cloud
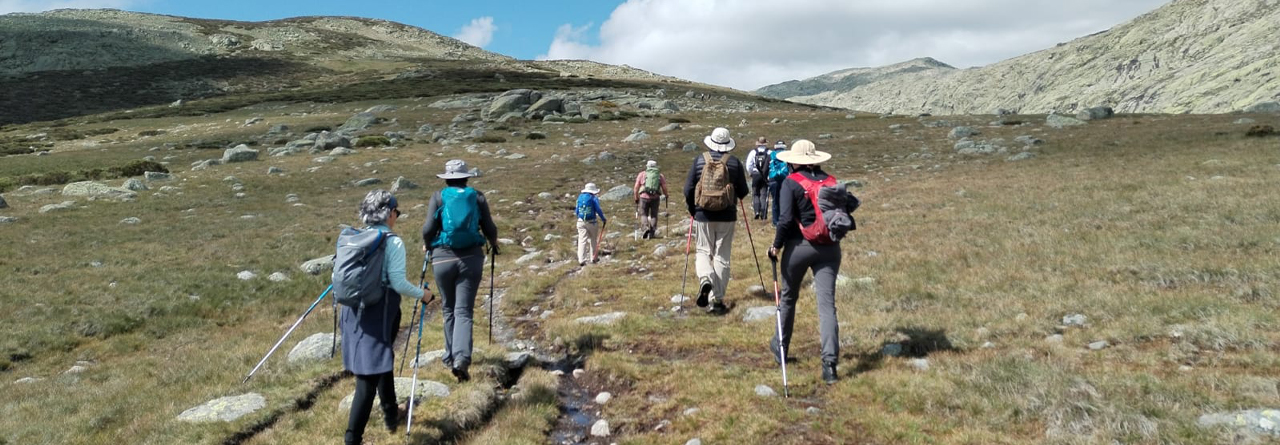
[454,16,497,48]
[0,0,139,14]
[540,0,1170,90]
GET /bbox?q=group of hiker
[322,127,857,443]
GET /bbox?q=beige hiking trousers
[694,220,735,303]
[576,219,600,264]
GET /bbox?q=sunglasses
[392,209,402,218]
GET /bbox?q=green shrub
[355,136,391,147]
[668,117,691,124]
[526,133,547,140]
[109,160,168,177]
[137,130,167,137]
[0,146,33,156]
[1245,125,1276,138]
[567,117,589,124]
[474,135,507,143]
[598,100,618,108]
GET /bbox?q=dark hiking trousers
[435,252,485,370]
[773,238,842,364]
[345,371,397,445]
[751,173,769,219]
[768,178,784,227]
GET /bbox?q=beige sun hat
[582,183,601,194]
[776,139,831,165]
[703,127,735,152]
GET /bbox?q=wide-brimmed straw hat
[703,127,735,152]
[582,182,601,194]
[436,159,473,179]
[776,139,831,165]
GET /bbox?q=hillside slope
[770,0,1280,114]
[755,58,954,99]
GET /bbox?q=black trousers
[345,371,398,445]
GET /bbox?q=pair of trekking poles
[677,199,787,397]
[242,248,500,436]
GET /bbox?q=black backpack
[753,147,769,176]
[332,227,392,311]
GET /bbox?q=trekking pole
[770,257,790,398]
[330,288,337,358]
[487,249,495,345]
[594,219,607,261]
[678,216,694,309]
[739,200,767,292]
[406,296,430,437]
[400,255,430,374]
[664,196,670,238]
[243,284,333,384]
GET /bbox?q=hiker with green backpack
[339,190,429,445]
[420,160,500,383]
[766,140,859,384]
[683,127,750,315]
[633,160,668,239]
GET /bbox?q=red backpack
[790,172,858,244]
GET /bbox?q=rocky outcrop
[767,0,1280,114]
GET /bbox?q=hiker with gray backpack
[766,140,859,384]
[633,160,668,239]
[683,127,750,315]
[335,189,429,445]
[744,136,773,221]
[420,160,500,383]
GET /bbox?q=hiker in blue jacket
[420,160,500,383]
[344,189,428,445]
[575,183,607,265]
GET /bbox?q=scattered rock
[806,407,821,415]
[121,178,147,191]
[1062,314,1087,326]
[331,147,357,156]
[746,285,767,297]
[573,369,586,379]
[505,351,531,369]
[653,245,671,257]
[1007,151,1037,162]
[300,255,335,275]
[120,217,141,225]
[288,333,337,364]
[39,201,77,214]
[14,377,40,384]
[268,272,289,282]
[683,142,698,152]
[1046,114,1086,128]
[1234,118,1257,125]
[598,185,633,201]
[339,378,450,411]
[515,251,542,265]
[817,133,833,139]
[595,392,613,405]
[1243,101,1280,114]
[948,126,978,139]
[354,178,382,187]
[908,358,930,371]
[1198,408,1280,435]
[339,112,378,133]
[591,419,611,437]
[1075,106,1114,121]
[755,384,778,397]
[743,306,777,322]
[623,131,651,143]
[237,271,257,281]
[658,123,681,132]
[1045,334,1064,344]
[64,365,88,374]
[411,350,448,368]
[62,181,136,200]
[574,312,628,325]
[222,145,259,163]
[0,216,16,224]
[1014,135,1045,146]
[1087,340,1110,350]
[314,131,351,151]
[390,176,419,193]
[881,343,903,357]
[177,393,266,423]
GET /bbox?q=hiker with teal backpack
[339,190,429,445]
[766,140,859,385]
[420,160,499,383]
[633,160,668,239]
[767,140,789,227]
[575,183,607,265]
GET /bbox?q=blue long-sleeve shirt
[576,193,607,223]
[371,224,424,299]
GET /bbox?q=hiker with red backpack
[766,140,859,384]
[744,136,773,220]
[683,127,750,315]
[420,160,500,383]
[341,190,429,445]
[633,160,668,239]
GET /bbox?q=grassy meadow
[0,90,1278,445]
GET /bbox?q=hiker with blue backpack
[766,140,859,385]
[575,183,608,265]
[420,160,500,383]
[683,127,750,315]
[338,189,429,445]
[768,140,789,226]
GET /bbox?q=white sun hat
[703,127,735,152]
[582,182,601,194]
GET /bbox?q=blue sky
[2,0,1171,90]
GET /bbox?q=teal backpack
[768,150,790,181]
[433,187,486,250]
[575,193,597,221]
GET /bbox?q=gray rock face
[1076,106,1114,121]
[526,97,564,114]
[338,112,378,133]
[574,312,628,325]
[287,332,337,364]
[598,185,633,201]
[120,217,141,225]
[1007,151,1037,162]
[948,126,978,139]
[743,306,777,322]
[339,378,449,411]
[1244,101,1280,113]
[1198,409,1280,436]
[354,178,382,187]
[623,131,651,143]
[410,349,448,368]
[0,216,15,224]
[314,131,351,151]
[755,384,777,397]
[62,182,136,200]
[177,393,266,423]
[40,201,77,213]
[222,145,259,163]
[683,142,698,152]
[1046,114,1087,128]
[300,255,335,275]
[121,178,147,191]
[658,123,681,132]
[390,176,419,193]
[1062,314,1087,326]
[591,419,611,437]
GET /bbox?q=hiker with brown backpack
[766,140,859,384]
[683,127,750,315]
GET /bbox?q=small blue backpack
[575,193,597,221]
[433,187,486,250]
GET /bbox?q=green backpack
[643,167,661,196]
[432,187,486,250]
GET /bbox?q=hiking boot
[384,403,407,432]
[579,261,587,267]
[708,302,728,315]
[822,362,838,384]
[451,366,471,382]
[696,279,712,308]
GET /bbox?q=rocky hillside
[755,58,954,99]
[765,0,1280,114]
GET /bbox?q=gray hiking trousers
[773,238,842,364]
[433,252,486,369]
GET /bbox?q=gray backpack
[332,227,392,311]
